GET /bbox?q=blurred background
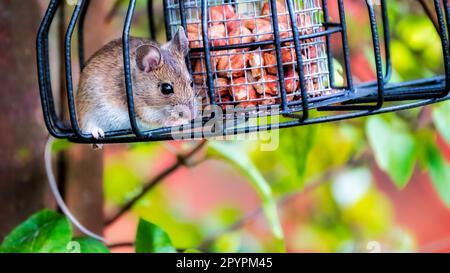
[0,0,449,253]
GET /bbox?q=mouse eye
[161,83,174,95]
[190,80,194,88]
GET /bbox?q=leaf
[73,238,110,253]
[1,209,72,253]
[208,141,285,252]
[333,58,345,86]
[135,219,176,253]
[426,143,450,208]
[433,100,450,145]
[366,116,417,188]
[278,126,317,190]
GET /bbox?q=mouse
[75,27,197,142]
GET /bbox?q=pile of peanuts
[186,1,324,108]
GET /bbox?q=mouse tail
[44,136,105,243]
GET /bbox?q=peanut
[230,77,257,102]
[284,68,299,93]
[228,26,253,45]
[251,70,279,96]
[193,59,206,85]
[215,78,229,97]
[247,51,265,79]
[216,50,246,78]
[209,24,227,47]
[251,19,289,42]
[261,0,288,26]
[263,52,278,75]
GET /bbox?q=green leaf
[135,219,176,253]
[366,116,417,188]
[72,238,110,253]
[426,143,450,208]
[1,209,72,253]
[333,58,345,86]
[208,142,285,252]
[433,100,450,145]
[278,126,316,190]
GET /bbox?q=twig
[104,140,208,226]
[107,242,134,249]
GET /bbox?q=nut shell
[230,77,257,102]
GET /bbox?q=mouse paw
[90,127,105,140]
[89,127,105,150]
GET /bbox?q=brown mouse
[75,27,197,140]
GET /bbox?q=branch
[107,242,134,249]
[104,140,208,226]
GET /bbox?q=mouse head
[133,27,198,127]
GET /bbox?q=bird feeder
[37,0,450,143]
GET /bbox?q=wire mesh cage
[37,0,450,143]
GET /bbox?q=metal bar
[163,0,172,41]
[337,0,353,91]
[123,0,146,138]
[269,0,288,112]
[64,0,86,138]
[37,0,69,138]
[78,0,90,70]
[201,0,216,104]
[380,0,392,83]
[434,0,450,97]
[45,1,71,133]
[148,0,157,40]
[366,0,385,109]
[178,0,193,75]
[321,0,335,88]
[286,0,308,120]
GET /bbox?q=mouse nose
[173,104,197,121]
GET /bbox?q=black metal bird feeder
[37,0,450,143]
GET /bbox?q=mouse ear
[136,45,162,73]
[168,26,190,57]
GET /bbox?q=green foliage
[366,115,417,188]
[95,0,449,253]
[1,209,72,253]
[433,100,450,145]
[208,141,285,252]
[135,219,176,253]
[425,143,450,208]
[131,187,203,250]
[73,238,110,253]
[0,210,109,253]
[277,126,317,189]
[333,58,345,86]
